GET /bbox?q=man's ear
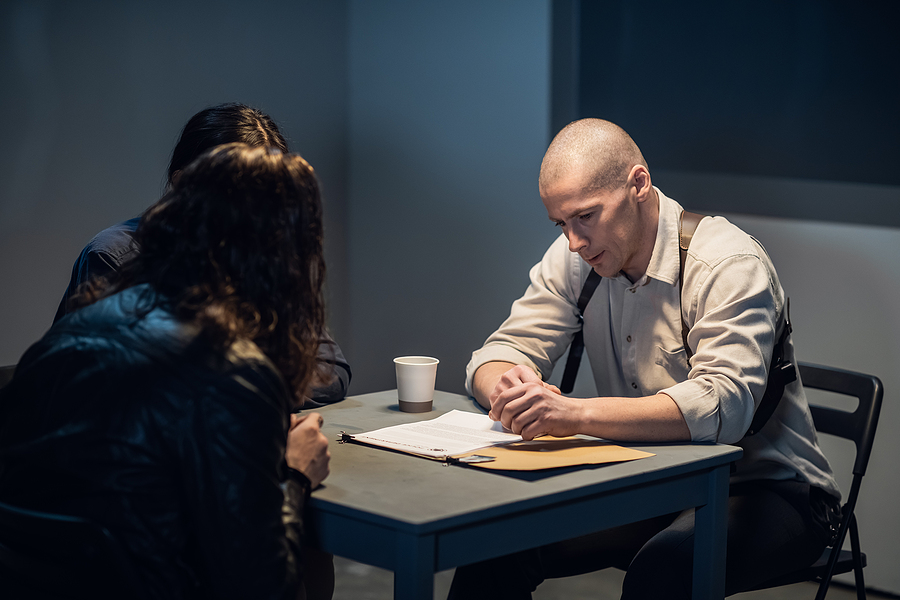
[629,165,653,201]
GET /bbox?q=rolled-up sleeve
[660,250,780,444]
[465,235,583,395]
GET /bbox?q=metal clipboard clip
[444,454,496,467]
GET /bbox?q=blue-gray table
[307,391,742,600]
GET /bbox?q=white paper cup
[394,356,439,413]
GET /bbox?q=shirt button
[626,335,632,342]
[631,382,638,389]
[630,288,636,293]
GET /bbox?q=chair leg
[849,516,866,600]
[816,496,860,600]
[814,568,830,600]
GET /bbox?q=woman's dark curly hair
[76,143,326,403]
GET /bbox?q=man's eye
[553,221,564,228]
[578,212,594,221]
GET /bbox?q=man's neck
[621,188,660,282]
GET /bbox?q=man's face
[541,171,644,280]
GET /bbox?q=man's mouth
[584,251,603,265]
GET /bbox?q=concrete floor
[332,555,885,599]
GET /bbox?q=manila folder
[453,436,654,471]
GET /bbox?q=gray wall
[345,0,553,394]
[0,0,351,361]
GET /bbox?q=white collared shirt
[467,188,838,495]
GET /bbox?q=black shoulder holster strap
[746,298,795,435]
[561,210,795,435]
[560,269,602,393]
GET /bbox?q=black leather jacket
[0,285,308,599]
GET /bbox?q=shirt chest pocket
[645,345,690,393]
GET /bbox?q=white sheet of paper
[351,409,522,458]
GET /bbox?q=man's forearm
[576,393,692,442]
[471,361,517,410]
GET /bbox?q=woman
[0,144,330,599]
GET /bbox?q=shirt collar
[643,187,683,287]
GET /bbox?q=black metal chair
[0,499,146,599]
[743,362,883,600]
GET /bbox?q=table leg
[393,532,436,600]
[692,464,730,600]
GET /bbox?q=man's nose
[567,227,588,253]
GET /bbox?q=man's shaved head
[539,119,647,194]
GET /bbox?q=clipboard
[340,432,654,471]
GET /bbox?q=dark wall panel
[571,1,900,225]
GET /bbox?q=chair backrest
[799,362,883,477]
[0,499,146,599]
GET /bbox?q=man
[53,103,350,405]
[452,119,840,599]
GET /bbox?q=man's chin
[591,264,623,278]
[578,251,617,277]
